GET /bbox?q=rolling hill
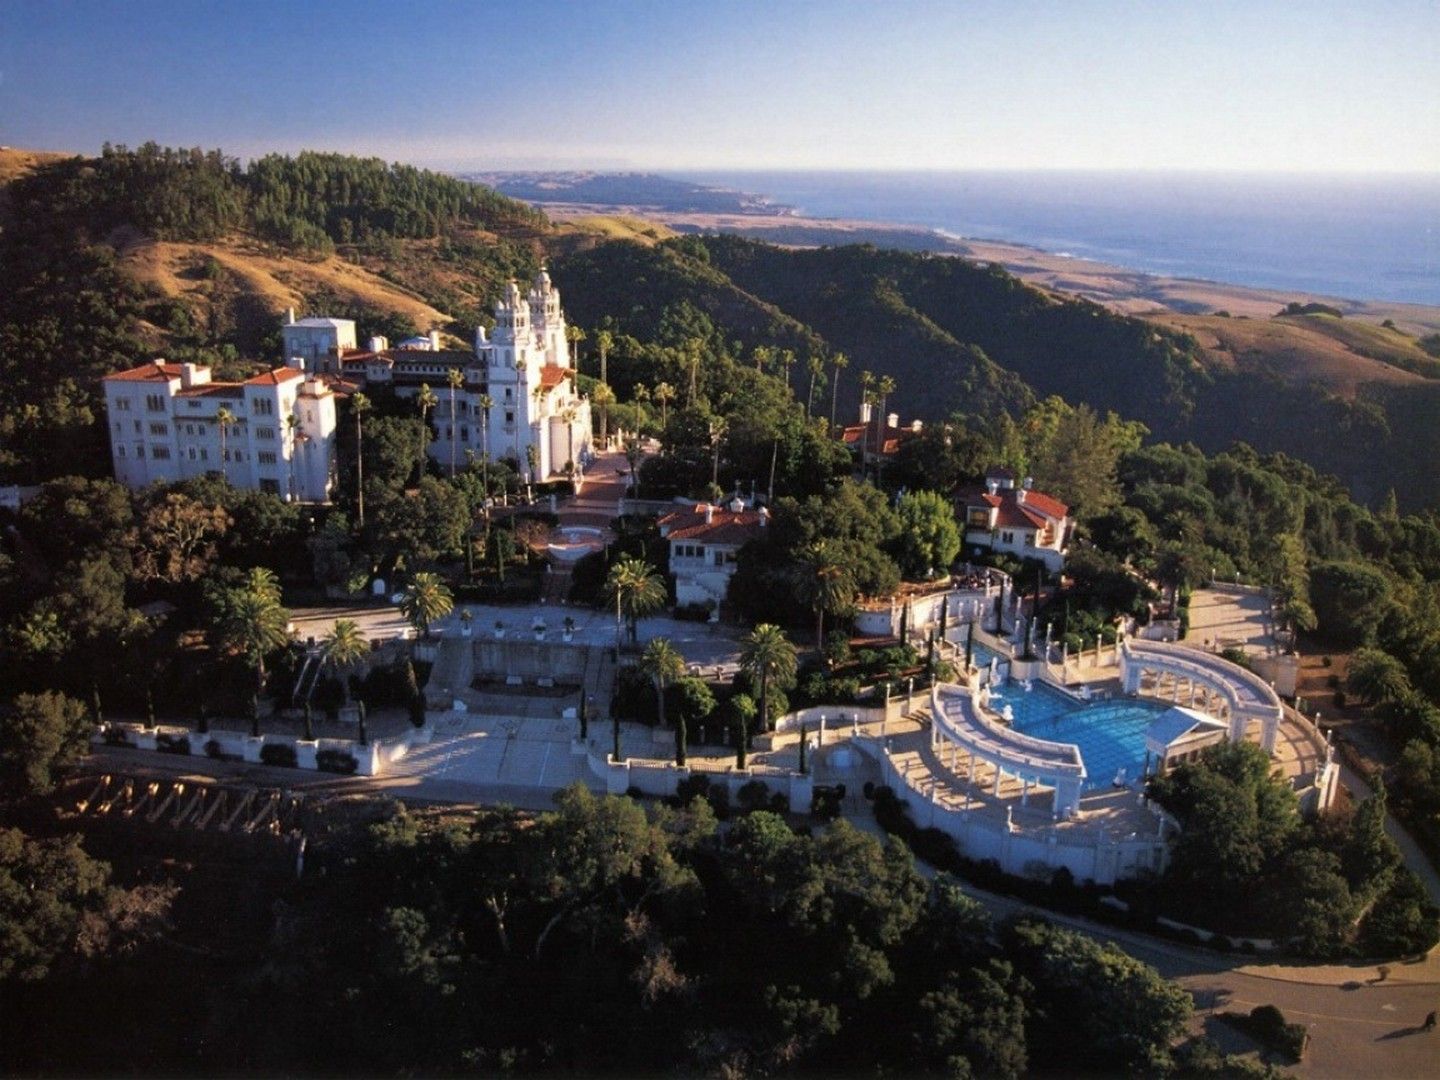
[3,143,1439,512]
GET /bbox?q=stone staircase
[426,637,475,708]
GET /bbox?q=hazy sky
[3,0,1437,172]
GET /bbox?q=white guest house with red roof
[658,499,769,611]
[954,467,1071,572]
[103,358,337,501]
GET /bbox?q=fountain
[1001,704,1014,723]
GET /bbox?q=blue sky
[2,0,1437,172]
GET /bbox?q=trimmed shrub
[155,733,191,755]
[736,779,771,813]
[260,743,298,768]
[316,748,358,774]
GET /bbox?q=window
[146,393,165,412]
[136,445,145,459]
[117,445,126,458]
[252,398,274,416]
[714,551,724,567]
[133,420,142,434]
[1001,531,1014,544]
[187,400,201,409]
[255,426,275,440]
[113,398,132,412]
[114,421,122,434]
[460,426,469,442]
[257,451,278,465]
[185,424,194,435]
[505,388,513,400]
[151,446,170,460]
[259,478,280,495]
[149,422,168,436]
[198,424,206,435]
[188,448,197,460]
[505,411,514,425]
[200,449,208,461]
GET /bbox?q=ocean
[679,170,1440,306]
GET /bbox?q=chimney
[986,479,999,496]
[1022,476,1033,490]
[287,356,305,372]
[368,335,388,353]
[860,400,872,425]
[887,412,899,429]
[703,503,715,525]
[758,507,770,527]
[429,329,441,351]
[179,362,206,389]
[153,358,167,370]
[285,307,296,325]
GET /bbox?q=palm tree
[447,368,464,478]
[805,354,825,418]
[416,382,438,484]
[400,572,454,640]
[828,351,849,435]
[216,406,235,483]
[624,437,644,497]
[795,544,856,654]
[685,338,703,407]
[640,638,687,765]
[352,392,371,530]
[652,382,676,429]
[591,382,616,450]
[605,555,667,648]
[322,618,369,706]
[709,415,727,488]
[285,414,301,501]
[566,324,586,369]
[560,404,578,472]
[215,570,290,737]
[780,349,796,392]
[752,345,774,374]
[875,375,896,463]
[512,359,527,467]
[476,392,494,495]
[740,624,797,734]
[594,328,613,389]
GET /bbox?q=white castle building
[103,359,337,501]
[104,269,593,503]
[290,268,593,482]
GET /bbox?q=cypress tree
[798,723,808,775]
[675,715,687,768]
[612,713,622,763]
[357,700,369,746]
[302,702,314,741]
[579,691,588,741]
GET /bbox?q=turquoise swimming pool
[985,680,1167,789]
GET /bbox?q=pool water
[986,681,1167,790]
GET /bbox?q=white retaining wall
[94,720,434,778]
[854,738,1171,886]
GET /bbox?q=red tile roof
[659,504,765,546]
[244,368,306,387]
[104,362,185,382]
[175,384,245,400]
[539,364,570,390]
[1017,489,1068,518]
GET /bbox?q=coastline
[544,202,1440,336]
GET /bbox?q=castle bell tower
[528,266,569,368]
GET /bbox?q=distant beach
[676,170,1440,308]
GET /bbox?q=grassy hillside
[1154,311,1440,395]
[2,144,1437,511]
